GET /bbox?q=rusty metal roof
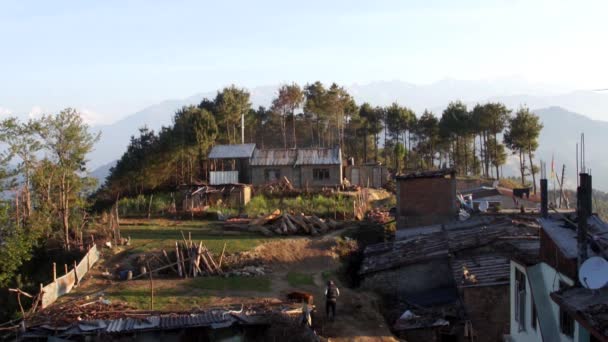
[250,148,297,166]
[295,147,341,165]
[208,144,256,159]
[361,215,540,276]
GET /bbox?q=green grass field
[88,218,294,311]
[104,276,272,310]
[118,218,273,254]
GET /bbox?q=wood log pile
[224,209,343,236]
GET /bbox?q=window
[313,168,330,180]
[531,302,537,330]
[514,268,526,331]
[264,169,281,182]
[559,281,575,337]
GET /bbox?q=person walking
[325,280,340,321]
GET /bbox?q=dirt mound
[234,237,342,271]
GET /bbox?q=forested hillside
[95,82,544,205]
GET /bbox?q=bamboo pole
[175,242,183,278]
[218,242,227,269]
[146,262,154,310]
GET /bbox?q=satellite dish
[579,256,608,290]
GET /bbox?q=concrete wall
[250,166,299,187]
[473,195,538,210]
[361,259,454,299]
[508,261,589,342]
[462,285,510,342]
[345,165,389,188]
[250,165,341,188]
[300,165,341,188]
[396,176,457,228]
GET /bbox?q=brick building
[395,169,457,228]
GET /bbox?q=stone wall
[461,285,510,342]
[361,259,454,299]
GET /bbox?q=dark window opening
[531,302,537,330]
[264,169,281,182]
[559,281,575,337]
[313,168,330,180]
[514,268,526,331]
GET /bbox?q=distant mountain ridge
[87,80,608,190]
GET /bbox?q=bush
[245,194,354,218]
[117,193,174,217]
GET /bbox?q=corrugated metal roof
[295,147,341,165]
[250,149,297,166]
[250,147,342,166]
[451,255,511,288]
[208,144,256,159]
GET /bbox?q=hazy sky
[1,0,607,124]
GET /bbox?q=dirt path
[245,237,398,342]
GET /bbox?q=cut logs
[224,211,344,236]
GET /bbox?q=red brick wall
[397,177,457,228]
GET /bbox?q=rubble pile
[224,209,344,236]
[226,265,271,277]
[30,298,136,326]
[366,208,391,224]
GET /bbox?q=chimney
[540,178,548,218]
[577,173,592,267]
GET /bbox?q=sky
[1,0,608,124]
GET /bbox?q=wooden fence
[40,244,100,309]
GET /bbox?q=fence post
[74,261,79,286]
[52,263,56,281]
[87,248,90,271]
[64,264,68,275]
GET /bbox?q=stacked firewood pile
[224,209,343,236]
